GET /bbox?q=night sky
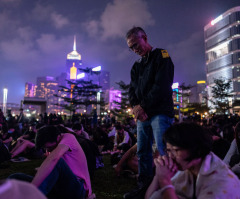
[0,0,239,104]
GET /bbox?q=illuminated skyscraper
[3,88,8,115]
[35,76,60,113]
[99,71,110,91]
[109,89,121,110]
[189,81,207,104]
[25,82,37,97]
[66,36,82,80]
[204,6,240,103]
[70,63,77,80]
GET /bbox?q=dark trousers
[9,158,86,199]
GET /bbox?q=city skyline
[0,0,239,104]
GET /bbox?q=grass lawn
[0,155,137,199]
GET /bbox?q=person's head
[29,124,37,133]
[115,124,124,135]
[36,123,45,130]
[35,125,61,152]
[163,122,213,171]
[72,123,82,136]
[126,26,152,57]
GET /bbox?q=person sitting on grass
[145,122,240,199]
[0,123,14,149]
[10,124,44,159]
[16,123,38,142]
[72,122,90,140]
[113,124,131,153]
[114,142,159,179]
[114,144,138,177]
[223,121,240,178]
[9,125,94,199]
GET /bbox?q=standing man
[17,108,24,132]
[125,27,174,198]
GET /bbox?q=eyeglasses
[165,147,183,156]
[129,43,139,51]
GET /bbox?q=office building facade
[204,6,240,104]
[25,82,37,98]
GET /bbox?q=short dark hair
[72,123,82,131]
[126,26,147,39]
[115,124,124,131]
[35,125,61,149]
[163,122,213,161]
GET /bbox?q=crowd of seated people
[2,111,240,198]
[120,114,240,198]
[0,111,114,199]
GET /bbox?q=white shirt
[150,152,240,199]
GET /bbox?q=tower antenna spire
[73,35,76,51]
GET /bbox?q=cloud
[83,0,155,40]
[0,33,73,75]
[0,0,20,2]
[0,38,38,63]
[17,26,35,41]
[0,11,20,38]
[0,0,20,4]
[31,3,52,21]
[36,34,72,55]
[83,20,100,37]
[51,12,69,29]
[31,3,69,29]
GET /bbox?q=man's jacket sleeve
[129,64,140,107]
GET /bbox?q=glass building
[204,6,240,103]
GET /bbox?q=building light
[46,76,54,81]
[197,80,206,84]
[211,15,223,26]
[26,113,31,117]
[172,82,179,89]
[92,66,101,71]
[70,63,77,80]
[77,73,85,79]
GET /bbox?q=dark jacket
[129,48,174,118]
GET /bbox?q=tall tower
[204,6,240,105]
[66,36,82,80]
[3,87,8,116]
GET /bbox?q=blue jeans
[137,114,173,177]
[9,158,86,199]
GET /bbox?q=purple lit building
[109,88,121,110]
